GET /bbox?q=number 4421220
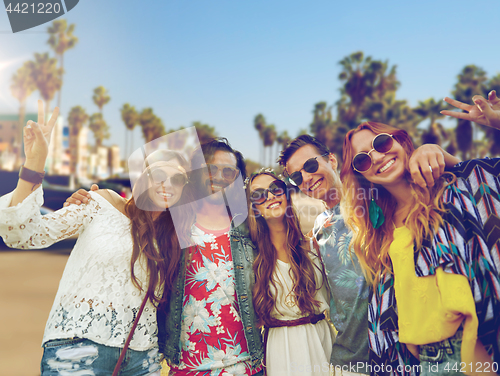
[5,2,62,14]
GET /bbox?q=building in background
[46,114,66,175]
[1,112,121,181]
[0,113,38,170]
[108,145,121,176]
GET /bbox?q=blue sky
[0,0,499,163]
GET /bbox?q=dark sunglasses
[249,180,287,205]
[149,169,188,187]
[352,133,394,173]
[204,164,240,182]
[284,153,329,186]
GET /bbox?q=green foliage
[47,19,78,56]
[27,52,62,115]
[10,62,35,103]
[482,74,500,156]
[192,121,217,144]
[244,158,261,176]
[452,65,488,159]
[10,61,36,165]
[309,101,346,158]
[47,19,78,108]
[120,103,138,131]
[337,51,399,128]
[139,108,166,143]
[92,86,111,112]
[276,130,291,151]
[68,106,88,135]
[89,112,110,147]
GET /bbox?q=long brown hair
[247,172,323,326]
[125,151,195,306]
[340,122,452,288]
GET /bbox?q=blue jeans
[41,338,161,376]
[419,330,462,376]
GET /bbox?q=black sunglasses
[352,133,394,173]
[149,169,188,187]
[249,180,287,205]
[204,164,240,182]
[284,153,329,186]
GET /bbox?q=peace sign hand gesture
[23,100,60,171]
[441,90,500,130]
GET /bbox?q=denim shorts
[419,330,462,376]
[40,337,161,376]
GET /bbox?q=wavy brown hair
[125,151,195,306]
[340,122,453,288]
[247,172,324,326]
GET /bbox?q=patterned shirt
[369,158,500,376]
[311,205,370,373]
[170,224,261,376]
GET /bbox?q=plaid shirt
[369,158,500,376]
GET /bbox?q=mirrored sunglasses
[352,133,394,173]
[249,180,287,205]
[285,153,329,186]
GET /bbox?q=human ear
[328,153,338,170]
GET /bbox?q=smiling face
[350,129,407,188]
[286,144,340,203]
[146,161,187,209]
[195,150,239,204]
[250,174,287,221]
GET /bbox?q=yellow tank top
[389,226,478,365]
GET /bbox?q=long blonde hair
[340,122,453,287]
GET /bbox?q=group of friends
[0,90,499,376]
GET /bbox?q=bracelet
[19,166,45,191]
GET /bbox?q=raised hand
[63,184,99,207]
[441,90,500,130]
[409,144,460,188]
[23,100,60,169]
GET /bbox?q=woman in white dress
[0,101,194,375]
[246,171,333,376]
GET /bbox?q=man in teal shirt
[278,134,457,375]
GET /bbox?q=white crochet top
[0,187,159,351]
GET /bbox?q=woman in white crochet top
[0,101,194,375]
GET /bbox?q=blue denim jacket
[157,219,264,368]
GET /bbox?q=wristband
[19,166,45,190]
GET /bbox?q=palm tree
[276,130,291,152]
[363,93,421,144]
[89,113,110,148]
[262,124,277,167]
[92,86,111,114]
[452,65,487,159]
[483,73,500,156]
[138,108,166,143]
[10,61,36,166]
[309,102,347,158]
[67,106,88,174]
[310,102,334,149]
[337,51,399,128]
[120,103,138,159]
[192,121,217,144]
[28,52,62,117]
[413,98,447,145]
[47,19,78,108]
[254,114,266,165]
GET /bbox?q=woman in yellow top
[339,92,500,376]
